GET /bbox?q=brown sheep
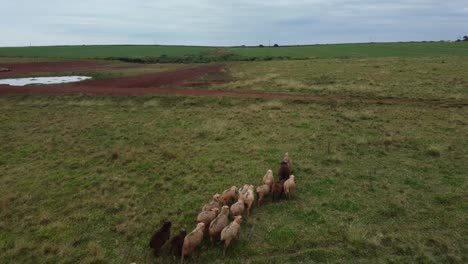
[278,160,291,181]
[230,196,245,217]
[169,229,186,259]
[283,152,293,172]
[244,185,255,216]
[221,186,237,206]
[220,215,243,257]
[209,205,229,242]
[202,194,221,211]
[284,175,296,199]
[149,221,171,257]
[272,180,285,201]
[181,223,205,264]
[256,184,271,206]
[197,208,220,227]
[263,169,274,187]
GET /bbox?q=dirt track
[0,61,467,107]
[0,61,109,78]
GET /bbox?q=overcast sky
[1,0,467,47]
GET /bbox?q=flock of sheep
[149,153,296,263]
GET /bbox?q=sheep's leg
[223,240,231,257]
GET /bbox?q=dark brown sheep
[149,221,172,256]
[272,180,285,201]
[278,160,291,181]
[169,229,186,258]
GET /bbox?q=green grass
[232,42,468,58]
[0,94,466,263]
[211,57,468,101]
[0,45,211,60]
[1,42,468,62]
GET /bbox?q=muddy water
[0,76,92,86]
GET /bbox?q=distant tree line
[456,35,468,42]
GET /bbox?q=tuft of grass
[427,145,441,157]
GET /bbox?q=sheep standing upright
[278,160,291,181]
[256,184,271,206]
[283,152,293,172]
[272,180,285,201]
[169,229,186,259]
[221,186,237,206]
[263,169,274,187]
[221,216,243,257]
[149,221,172,256]
[202,194,221,211]
[181,223,205,264]
[244,185,255,216]
[197,208,220,227]
[230,195,245,217]
[284,175,296,199]
[209,205,229,242]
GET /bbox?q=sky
[1,0,467,47]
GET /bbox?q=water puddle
[0,76,92,86]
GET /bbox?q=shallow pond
[0,76,92,86]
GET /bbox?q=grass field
[0,46,467,263]
[212,57,468,101]
[0,94,467,263]
[1,42,468,61]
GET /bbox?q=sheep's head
[196,222,205,231]
[284,152,289,159]
[289,175,295,180]
[248,185,255,191]
[267,169,273,176]
[231,186,238,192]
[213,194,221,202]
[234,216,243,225]
[162,221,172,230]
[221,205,229,214]
[212,208,220,216]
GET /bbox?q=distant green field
[0,45,211,60]
[0,42,468,61]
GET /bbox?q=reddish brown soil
[0,61,109,78]
[0,62,466,108]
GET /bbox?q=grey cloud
[0,0,467,46]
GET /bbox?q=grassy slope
[1,42,468,60]
[211,57,468,101]
[0,95,467,264]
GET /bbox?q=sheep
[197,208,220,227]
[283,152,293,172]
[149,221,172,257]
[181,223,205,264]
[169,229,186,259]
[278,160,291,181]
[221,215,243,257]
[202,194,221,211]
[272,180,285,201]
[230,195,245,217]
[263,169,274,187]
[221,186,237,206]
[209,205,229,242]
[244,185,255,216]
[238,184,249,197]
[284,175,296,199]
[256,184,271,206]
